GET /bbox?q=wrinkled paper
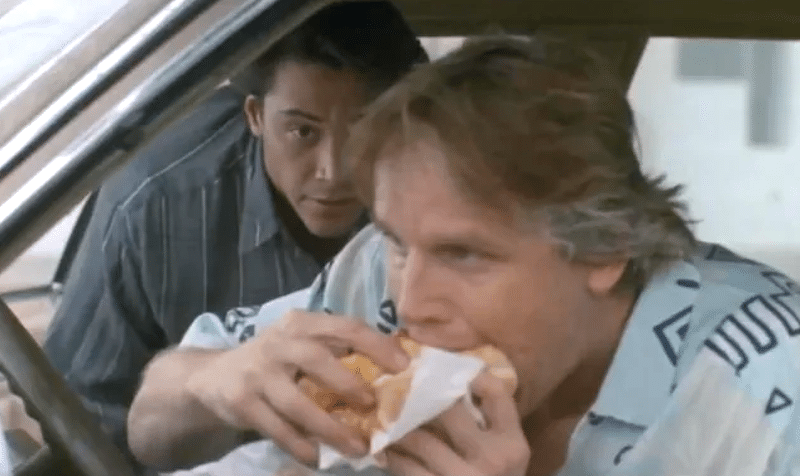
[318,346,487,471]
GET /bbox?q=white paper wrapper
[318,346,487,471]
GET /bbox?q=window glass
[630,38,800,280]
[0,0,127,94]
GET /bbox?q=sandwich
[298,336,518,441]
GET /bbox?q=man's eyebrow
[279,108,323,122]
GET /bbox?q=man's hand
[183,309,410,465]
[380,372,531,476]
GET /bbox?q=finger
[325,326,410,374]
[435,401,484,458]
[419,420,453,447]
[384,448,437,476]
[471,372,523,435]
[265,378,369,457]
[236,395,319,465]
[285,338,376,407]
[280,311,409,372]
[392,429,473,476]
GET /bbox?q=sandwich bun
[298,336,517,441]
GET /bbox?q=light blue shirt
[177,225,800,475]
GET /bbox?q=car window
[3,36,800,327]
[0,0,126,95]
[420,36,465,60]
[629,38,800,281]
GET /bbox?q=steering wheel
[0,298,138,476]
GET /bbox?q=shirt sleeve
[642,269,800,476]
[43,196,164,457]
[767,405,800,475]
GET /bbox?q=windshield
[0,0,126,96]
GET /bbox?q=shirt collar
[589,258,701,428]
[239,137,280,255]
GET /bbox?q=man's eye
[288,124,318,141]
[438,245,483,265]
[443,247,473,260]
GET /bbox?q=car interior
[0,0,799,474]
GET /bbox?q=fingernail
[347,438,368,456]
[395,351,410,369]
[360,391,376,406]
[374,451,388,468]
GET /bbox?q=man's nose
[314,129,347,182]
[394,251,450,331]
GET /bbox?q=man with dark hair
[43,0,426,459]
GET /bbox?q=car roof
[398,0,800,39]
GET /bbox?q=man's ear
[243,95,264,137]
[587,260,628,296]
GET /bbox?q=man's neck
[521,289,638,476]
[270,183,350,265]
[519,347,621,476]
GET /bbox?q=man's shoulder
[99,87,251,217]
[680,243,800,364]
[669,243,800,430]
[691,242,798,297]
[598,244,800,423]
[598,247,800,474]
[655,243,800,341]
[179,225,389,349]
[673,243,800,361]
[311,225,388,318]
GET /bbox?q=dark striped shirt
[43,87,329,454]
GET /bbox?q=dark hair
[347,35,696,291]
[245,1,427,96]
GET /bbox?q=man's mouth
[401,328,466,352]
[310,197,358,206]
